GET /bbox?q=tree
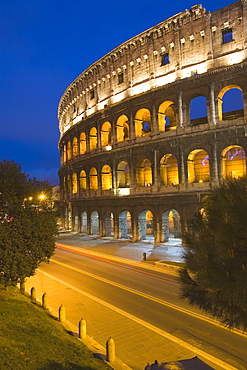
[0,159,57,287]
[180,178,247,330]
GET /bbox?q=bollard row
[19,284,116,363]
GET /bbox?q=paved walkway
[24,235,238,370]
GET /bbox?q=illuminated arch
[187,149,210,183]
[162,209,181,242]
[158,101,177,132]
[72,173,77,194]
[67,141,72,160]
[90,211,99,235]
[116,115,129,142]
[218,85,244,121]
[103,210,114,237]
[80,132,87,154]
[119,210,132,239]
[101,165,112,190]
[138,210,154,241]
[101,121,112,147]
[134,108,151,137]
[190,96,207,126]
[81,211,87,234]
[72,137,78,157]
[89,127,98,151]
[136,159,152,187]
[79,170,87,190]
[221,145,246,179]
[117,161,130,188]
[160,154,179,185]
[89,167,98,190]
[63,144,67,163]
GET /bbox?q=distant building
[58,1,247,242]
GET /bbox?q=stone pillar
[113,214,119,239]
[162,214,169,242]
[99,214,103,237]
[242,92,247,118]
[208,82,217,126]
[152,102,159,134]
[153,149,159,186]
[179,145,186,188]
[129,111,135,140]
[132,216,139,241]
[154,216,161,244]
[177,91,184,128]
[212,139,219,185]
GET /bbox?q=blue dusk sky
[0,0,234,185]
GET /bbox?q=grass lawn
[0,286,111,370]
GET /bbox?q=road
[25,243,247,370]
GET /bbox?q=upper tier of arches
[60,85,245,164]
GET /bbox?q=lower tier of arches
[60,192,200,244]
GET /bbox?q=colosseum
[58,0,247,244]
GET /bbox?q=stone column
[179,144,186,189]
[177,91,184,128]
[211,139,219,185]
[208,82,217,126]
[129,111,135,140]
[152,102,159,134]
[113,214,119,239]
[242,92,247,118]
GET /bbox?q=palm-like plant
[180,178,247,330]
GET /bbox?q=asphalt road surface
[26,243,247,370]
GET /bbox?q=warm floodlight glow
[39,193,46,200]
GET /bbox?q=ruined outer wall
[58,1,247,138]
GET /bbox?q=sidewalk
[24,234,238,370]
[56,234,185,264]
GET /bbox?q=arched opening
[187,149,210,183]
[119,211,132,239]
[89,167,98,190]
[136,159,152,187]
[72,173,77,194]
[81,211,87,234]
[162,209,182,242]
[63,144,67,163]
[221,145,246,179]
[158,101,177,132]
[90,211,99,235]
[160,154,179,185]
[80,132,87,154]
[135,108,151,137]
[117,161,130,188]
[116,115,129,142]
[72,137,78,157]
[190,96,207,126]
[67,141,72,160]
[101,165,112,190]
[103,211,114,237]
[218,86,244,121]
[101,121,112,147]
[89,127,98,151]
[138,210,154,241]
[80,170,87,190]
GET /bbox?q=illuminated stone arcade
[58,1,247,244]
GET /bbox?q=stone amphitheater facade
[58,0,247,243]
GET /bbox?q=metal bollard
[79,318,86,339]
[106,337,115,362]
[143,252,147,261]
[59,304,66,322]
[30,287,36,303]
[42,292,48,310]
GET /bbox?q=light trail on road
[56,244,178,283]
